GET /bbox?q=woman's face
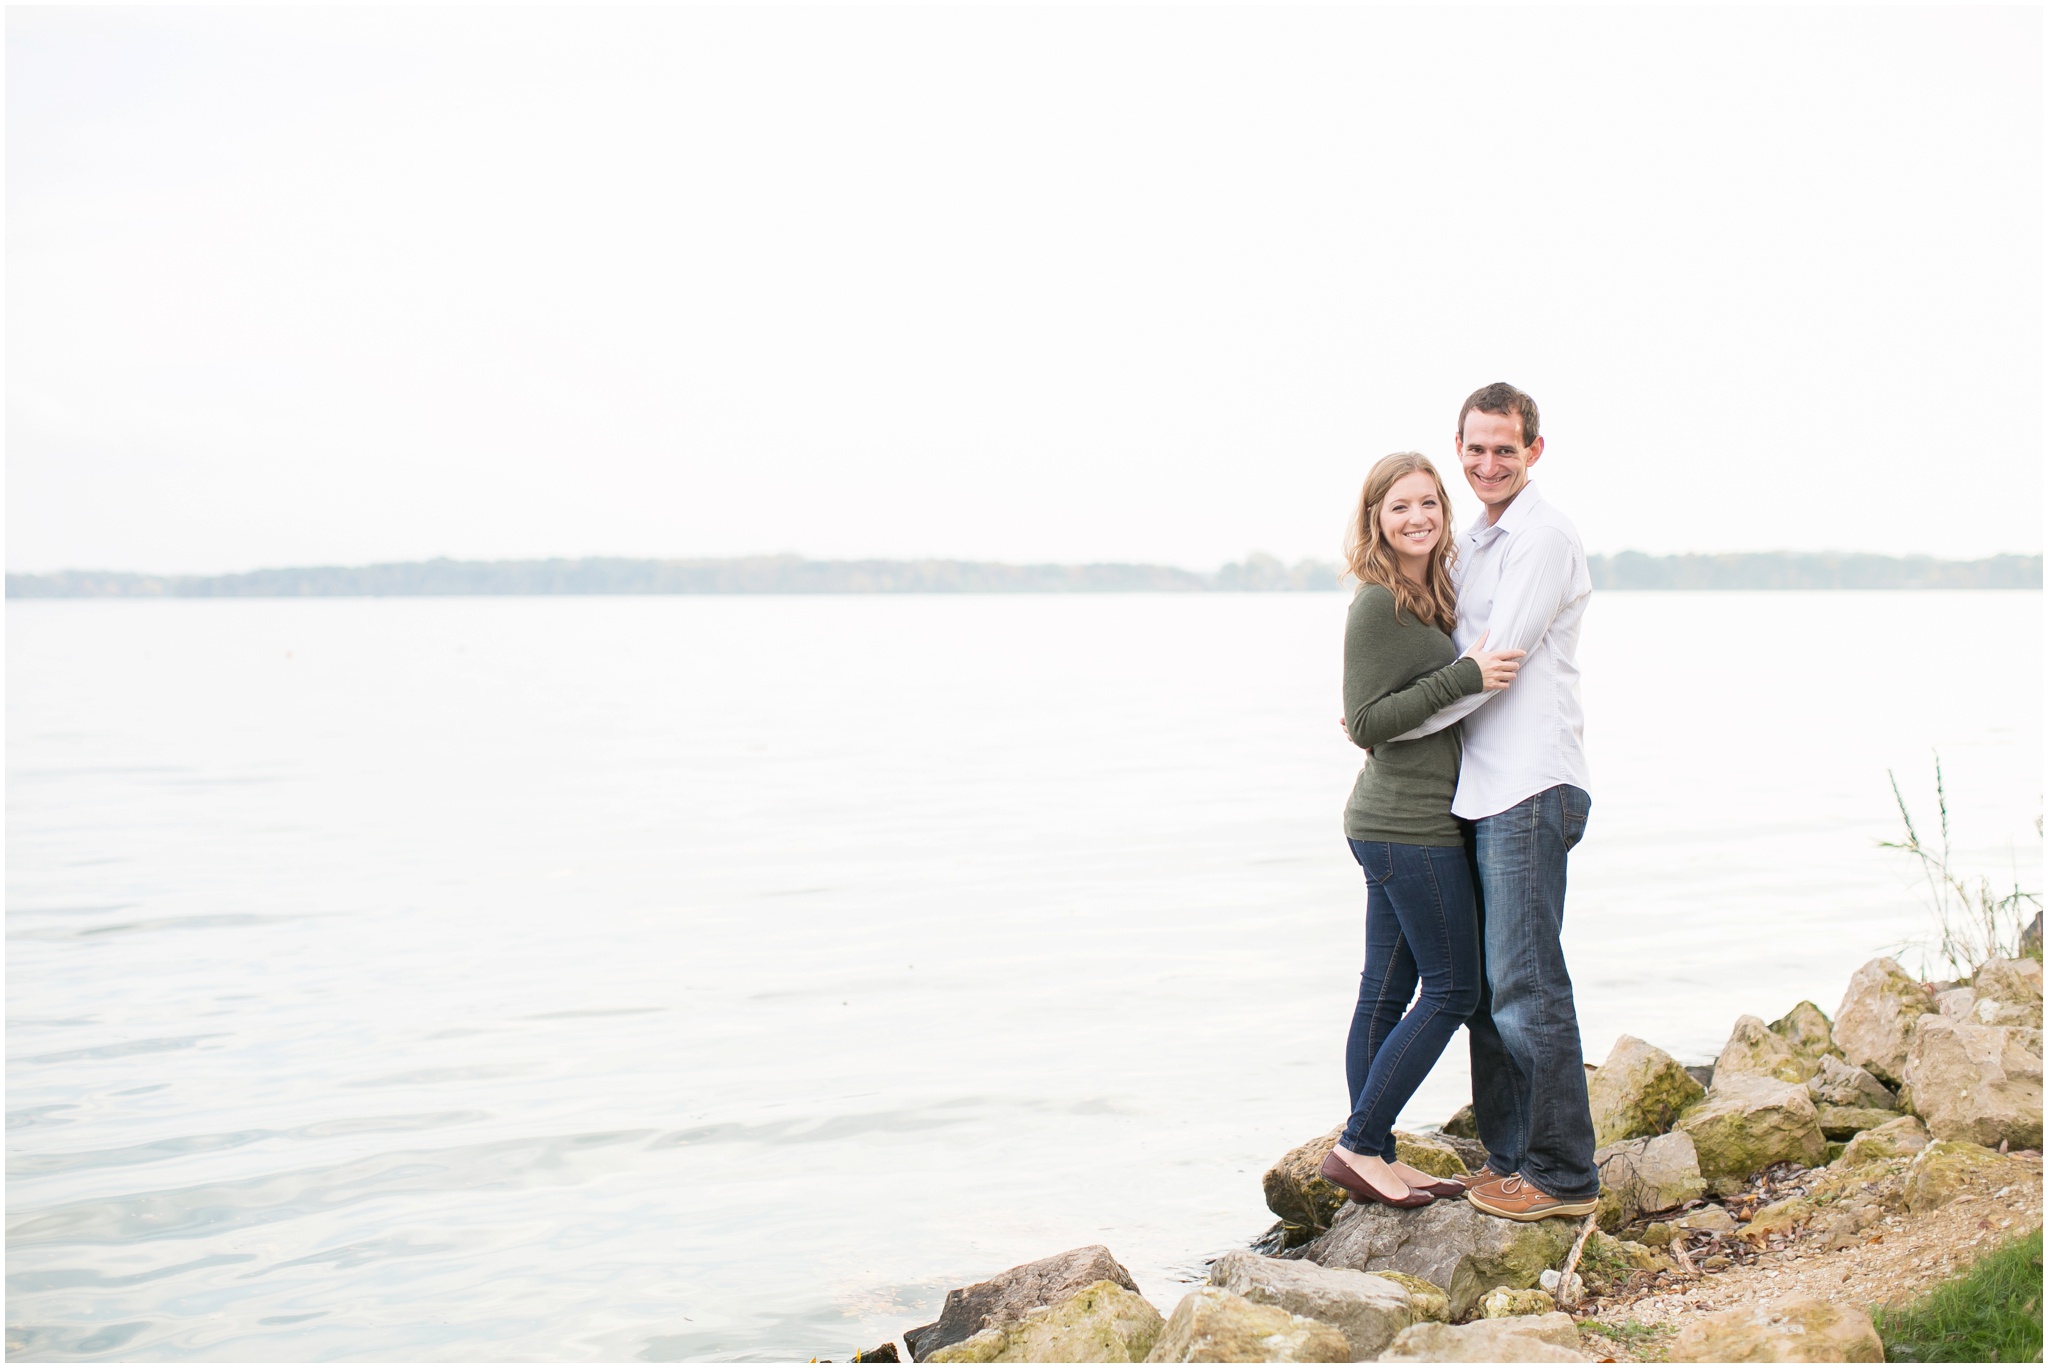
[1378,469,1444,566]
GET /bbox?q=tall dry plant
[1881,755,2042,979]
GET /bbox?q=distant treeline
[6,551,2039,598]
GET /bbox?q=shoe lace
[1500,1174,1528,1196]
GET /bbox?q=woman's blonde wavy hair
[1344,452,1459,634]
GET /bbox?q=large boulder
[1770,1001,1843,1066]
[1592,1130,1706,1230]
[1900,1014,2043,1148]
[1834,957,1936,1088]
[1835,1114,1929,1167]
[1715,1015,1812,1083]
[1901,1138,2041,1214]
[928,1282,1163,1363]
[1805,1055,1897,1110]
[1206,1252,1413,1361]
[1667,1296,1883,1362]
[1586,1035,1705,1148]
[1676,1074,1827,1196]
[1379,1313,1587,1362]
[905,1246,1143,1361]
[1971,957,2044,1028]
[1292,1192,1578,1321]
[1142,1288,1348,1363]
[1262,1128,1347,1233]
[1262,1128,1470,1235]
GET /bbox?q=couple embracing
[1322,381,1598,1222]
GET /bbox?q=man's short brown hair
[1457,382,1540,446]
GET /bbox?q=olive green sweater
[1342,583,1486,846]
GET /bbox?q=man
[1391,381,1598,1220]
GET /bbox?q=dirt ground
[1570,1154,2043,1362]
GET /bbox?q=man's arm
[1383,527,1578,742]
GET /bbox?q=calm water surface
[7,593,2040,1360]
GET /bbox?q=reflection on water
[7,593,2039,1359]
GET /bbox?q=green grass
[1875,1228,2043,1362]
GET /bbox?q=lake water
[7,592,2040,1361]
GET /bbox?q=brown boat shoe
[1443,1165,1505,1194]
[1464,1172,1599,1221]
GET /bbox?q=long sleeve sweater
[1342,583,1486,846]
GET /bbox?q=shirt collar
[1469,479,1544,542]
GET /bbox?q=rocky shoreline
[858,950,2042,1363]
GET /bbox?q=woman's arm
[1343,591,1486,750]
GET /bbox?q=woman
[1319,452,1522,1207]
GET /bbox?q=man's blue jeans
[1341,840,1483,1159]
[1465,783,1599,1200]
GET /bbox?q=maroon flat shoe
[1319,1150,1435,1209]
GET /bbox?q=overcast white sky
[8,6,2043,575]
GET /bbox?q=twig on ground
[1556,1213,1598,1309]
[1669,1237,1698,1276]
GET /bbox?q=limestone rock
[1372,1271,1450,1325]
[1902,1138,2040,1214]
[1142,1288,1348,1363]
[1675,1073,1827,1196]
[928,1282,1163,1363]
[1394,1131,1469,1181]
[906,1245,1142,1361]
[1292,1192,1577,1321]
[1836,1114,1930,1166]
[1834,957,1936,1088]
[1205,1252,1413,1361]
[1593,1130,1706,1230]
[1668,1296,1882,1362]
[1770,1001,1843,1066]
[1479,1286,1555,1318]
[1901,1013,2043,1149]
[1805,1055,1898,1110]
[1813,1105,1901,1140]
[1586,1035,1705,1148]
[1672,1204,1737,1234]
[1440,1105,1479,1139]
[1379,1313,1587,1363]
[1971,957,2044,1028]
[1262,1128,1346,1233]
[1716,1014,1813,1083]
[1740,1196,1814,1242]
[1937,987,1978,1020]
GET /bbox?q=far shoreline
[7,551,2042,599]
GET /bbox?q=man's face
[1457,408,1544,517]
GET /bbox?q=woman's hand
[1465,630,1525,692]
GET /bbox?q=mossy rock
[1717,1015,1814,1083]
[1836,1114,1929,1167]
[927,1281,1163,1363]
[1815,1104,1902,1140]
[1394,1130,1469,1180]
[1588,1035,1706,1148]
[1477,1286,1556,1319]
[1372,1271,1450,1324]
[1770,1001,1844,1065]
[1902,1139,2038,1215]
[1676,1073,1827,1196]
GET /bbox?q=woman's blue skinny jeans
[1341,838,1483,1158]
